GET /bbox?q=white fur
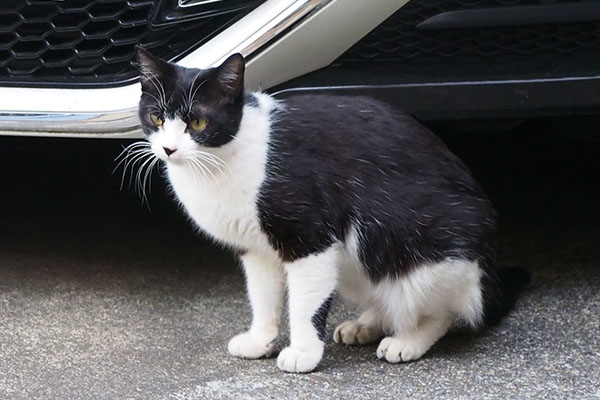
[335,255,482,362]
[336,224,483,363]
[148,92,485,373]
[156,93,278,255]
[151,118,188,159]
[334,222,483,362]
[370,261,480,363]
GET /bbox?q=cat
[130,47,530,373]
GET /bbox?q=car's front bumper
[0,0,405,138]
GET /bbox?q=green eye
[189,118,208,131]
[150,114,163,126]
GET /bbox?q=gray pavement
[1,121,599,399]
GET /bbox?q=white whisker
[114,141,160,207]
[195,153,224,171]
[117,151,150,190]
[141,157,160,200]
[188,77,208,113]
[114,141,150,164]
[189,157,220,188]
[141,92,163,107]
[123,150,153,188]
[188,159,206,183]
[185,160,203,184]
[186,71,203,111]
[136,155,155,194]
[191,150,231,172]
[140,69,167,108]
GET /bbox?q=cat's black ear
[211,53,245,101]
[135,46,170,90]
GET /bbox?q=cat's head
[135,47,245,162]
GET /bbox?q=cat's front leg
[277,245,339,373]
[228,252,284,359]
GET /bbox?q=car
[1,0,599,138]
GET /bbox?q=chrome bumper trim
[0,110,141,138]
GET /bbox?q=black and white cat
[131,48,529,373]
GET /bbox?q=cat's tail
[481,266,531,326]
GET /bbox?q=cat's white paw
[228,332,276,359]
[376,336,429,363]
[333,320,382,345]
[276,346,323,373]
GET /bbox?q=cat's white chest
[167,164,269,251]
[159,93,277,253]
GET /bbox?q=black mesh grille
[0,0,258,87]
[337,0,600,63]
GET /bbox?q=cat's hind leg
[376,312,455,363]
[333,308,384,345]
[373,258,482,363]
[334,248,384,346]
[277,244,339,373]
[228,251,285,359]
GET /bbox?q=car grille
[337,0,600,63]
[0,0,259,88]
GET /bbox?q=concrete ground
[0,118,599,399]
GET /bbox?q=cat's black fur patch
[482,266,531,326]
[312,296,333,342]
[257,95,497,282]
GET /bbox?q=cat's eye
[150,114,163,126]
[189,118,208,132]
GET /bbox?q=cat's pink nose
[163,147,177,157]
